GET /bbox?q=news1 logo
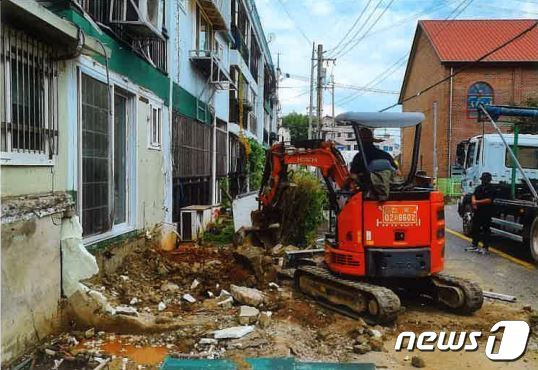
[395,321,530,361]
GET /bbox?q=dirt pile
[84,243,263,316]
[18,241,538,370]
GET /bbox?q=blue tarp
[160,357,376,370]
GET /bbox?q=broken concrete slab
[238,305,260,325]
[182,294,196,303]
[115,306,138,316]
[213,325,255,339]
[230,285,265,307]
[217,297,234,308]
[190,279,200,290]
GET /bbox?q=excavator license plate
[380,205,419,226]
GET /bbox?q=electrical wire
[336,0,474,107]
[329,0,384,58]
[334,0,396,59]
[326,0,373,54]
[379,20,538,112]
[276,0,312,44]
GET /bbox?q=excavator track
[294,265,401,324]
[429,273,484,314]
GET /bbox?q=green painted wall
[57,8,170,104]
[56,8,211,124]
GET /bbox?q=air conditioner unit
[109,0,164,38]
[179,205,218,241]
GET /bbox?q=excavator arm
[257,140,355,209]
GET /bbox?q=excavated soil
[23,242,538,370]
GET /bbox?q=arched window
[467,82,493,117]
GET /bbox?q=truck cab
[457,133,538,262]
[458,134,538,195]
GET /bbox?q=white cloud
[304,0,334,16]
[256,0,538,114]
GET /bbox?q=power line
[326,0,373,54]
[281,72,398,94]
[330,0,384,58]
[334,0,396,59]
[337,54,408,106]
[336,0,460,105]
[379,20,538,112]
[336,0,474,107]
[334,84,399,95]
[356,0,459,41]
[276,0,312,44]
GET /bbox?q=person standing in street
[467,172,494,254]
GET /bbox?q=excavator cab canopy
[335,111,425,128]
[335,111,425,187]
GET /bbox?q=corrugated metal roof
[420,19,538,62]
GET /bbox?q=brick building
[399,20,538,179]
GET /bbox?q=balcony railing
[73,0,167,73]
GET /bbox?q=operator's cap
[359,127,384,143]
[480,172,492,181]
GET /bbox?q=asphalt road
[443,204,538,305]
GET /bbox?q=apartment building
[321,116,400,158]
[0,0,278,363]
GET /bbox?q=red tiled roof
[420,19,538,62]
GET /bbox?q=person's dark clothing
[471,184,495,248]
[350,144,397,175]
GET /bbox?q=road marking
[446,228,536,271]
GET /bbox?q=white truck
[457,105,538,262]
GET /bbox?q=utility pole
[308,42,315,139]
[331,74,335,123]
[316,43,323,138]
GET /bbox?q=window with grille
[1,26,58,165]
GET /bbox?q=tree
[282,112,309,140]
[510,97,538,134]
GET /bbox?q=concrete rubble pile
[19,237,400,368]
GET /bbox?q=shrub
[248,138,266,191]
[279,169,327,247]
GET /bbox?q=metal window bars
[74,0,168,73]
[1,25,58,157]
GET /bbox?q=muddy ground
[19,241,538,369]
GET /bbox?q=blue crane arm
[484,105,538,120]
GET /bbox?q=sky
[255,0,538,118]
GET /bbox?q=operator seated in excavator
[349,127,398,200]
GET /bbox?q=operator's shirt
[350,144,397,175]
[473,184,495,218]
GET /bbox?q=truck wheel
[530,218,538,263]
[462,204,473,237]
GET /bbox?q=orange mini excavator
[252,112,483,323]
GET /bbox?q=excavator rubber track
[294,265,401,324]
[429,273,484,314]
